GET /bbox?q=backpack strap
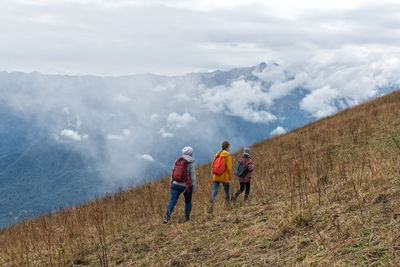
[239,157,246,177]
[183,157,192,186]
[183,184,190,194]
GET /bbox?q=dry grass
[2,90,400,266]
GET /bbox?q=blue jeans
[210,182,230,203]
[165,184,192,220]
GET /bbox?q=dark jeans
[165,184,192,220]
[210,181,230,203]
[234,181,250,200]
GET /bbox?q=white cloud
[201,80,277,123]
[167,112,195,129]
[62,107,69,114]
[174,93,190,101]
[293,44,400,118]
[267,72,310,102]
[158,0,381,12]
[253,63,288,83]
[1,0,399,76]
[107,134,124,140]
[150,114,159,121]
[270,126,286,136]
[159,128,174,138]
[15,0,138,6]
[152,84,171,92]
[300,85,340,118]
[136,154,155,162]
[60,129,88,141]
[107,129,131,140]
[114,94,131,103]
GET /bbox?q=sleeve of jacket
[189,161,197,193]
[226,155,232,182]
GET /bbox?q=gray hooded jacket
[171,154,196,193]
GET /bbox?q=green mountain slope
[0,141,102,227]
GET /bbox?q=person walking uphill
[164,146,196,223]
[232,147,254,201]
[207,141,232,213]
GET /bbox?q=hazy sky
[1,0,399,76]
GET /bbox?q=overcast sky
[1,0,399,76]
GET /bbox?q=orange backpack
[212,152,226,175]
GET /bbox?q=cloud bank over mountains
[0,60,399,187]
[0,61,399,227]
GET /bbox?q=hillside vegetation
[1,91,400,266]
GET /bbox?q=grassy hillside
[1,90,400,266]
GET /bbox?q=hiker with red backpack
[232,147,254,201]
[164,146,196,223]
[207,141,232,213]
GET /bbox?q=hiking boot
[207,202,214,213]
[231,195,237,202]
[163,218,169,224]
[184,211,191,222]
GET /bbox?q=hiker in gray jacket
[164,146,196,223]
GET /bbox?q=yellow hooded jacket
[211,150,232,182]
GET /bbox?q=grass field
[1,90,400,266]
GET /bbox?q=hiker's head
[244,147,251,156]
[222,141,230,151]
[182,146,193,156]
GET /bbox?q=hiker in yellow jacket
[207,141,232,213]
